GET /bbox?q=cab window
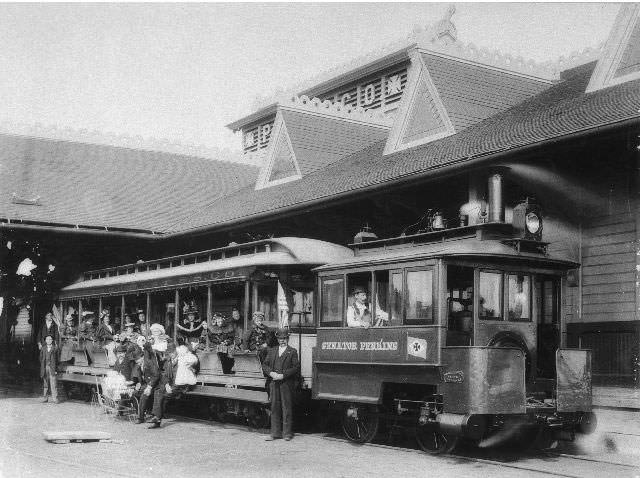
[479,271,502,320]
[320,276,344,326]
[405,269,433,324]
[389,271,404,324]
[507,274,531,322]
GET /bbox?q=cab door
[535,276,561,378]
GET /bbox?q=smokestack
[488,173,504,222]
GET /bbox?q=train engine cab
[312,219,596,452]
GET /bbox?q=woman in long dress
[58,312,77,363]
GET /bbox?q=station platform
[593,386,640,409]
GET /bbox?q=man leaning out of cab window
[346,287,388,328]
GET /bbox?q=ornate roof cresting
[0,120,251,165]
[283,96,394,127]
[248,5,605,112]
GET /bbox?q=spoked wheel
[341,404,379,444]
[89,391,101,418]
[416,424,459,454]
[124,395,140,423]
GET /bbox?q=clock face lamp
[512,200,543,241]
[525,212,542,236]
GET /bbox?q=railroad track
[320,435,640,478]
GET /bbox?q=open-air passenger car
[313,220,596,452]
[56,237,351,426]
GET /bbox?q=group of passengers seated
[55,307,158,367]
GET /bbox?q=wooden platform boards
[58,365,108,384]
[43,431,112,444]
[197,373,266,388]
[187,384,269,404]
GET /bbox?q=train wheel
[341,404,379,444]
[416,424,459,454]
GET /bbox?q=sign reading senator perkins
[321,341,398,351]
[316,327,440,364]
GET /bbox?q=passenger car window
[479,271,502,320]
[320,277,344,325]
[289,289,314,327]
[508,274,531,321]
[405,269,433,324]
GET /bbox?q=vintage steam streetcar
[56,237,351,427]
[313,200,596,452]
[55,201,595,451]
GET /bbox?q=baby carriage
[90,371,139,422]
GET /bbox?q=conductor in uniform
[262,328,300,441]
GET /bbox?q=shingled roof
[167,63,640,234]
[0,134,258,233]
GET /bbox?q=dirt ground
[0,396,638,478]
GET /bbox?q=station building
[0,6,639,406]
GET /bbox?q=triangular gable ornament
[384,49,455,155]
[586,4,640,93]
[255,110,302,190]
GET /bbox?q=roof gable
[587,4,640,93]
[384,47,552,156]
[384,51,454,154]
[421,52,552,131]
[255,97,391,190]
[255,111,302,189]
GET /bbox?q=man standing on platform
[262,328,299,441]
[135,341,160,424]
[40,335,59,403]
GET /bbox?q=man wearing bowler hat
[262,328,300,441]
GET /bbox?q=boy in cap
[113,344,134,382]
[262,328,299,441]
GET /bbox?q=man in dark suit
[262,328,300,441]
[37,312,59,350]
[135,342,160,424]
[40,335,59,403]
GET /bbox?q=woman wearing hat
[242,311,275,362]
[262,328,300,441]
[121,318,139,344]
[176,304,204,350]
[205,314,236,374]
[58,312,77,363]
[136,310,151,339]
[96,309,117,366]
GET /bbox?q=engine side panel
[441,347,526,414]
[556,348,592,412]
[312,361,441,404]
